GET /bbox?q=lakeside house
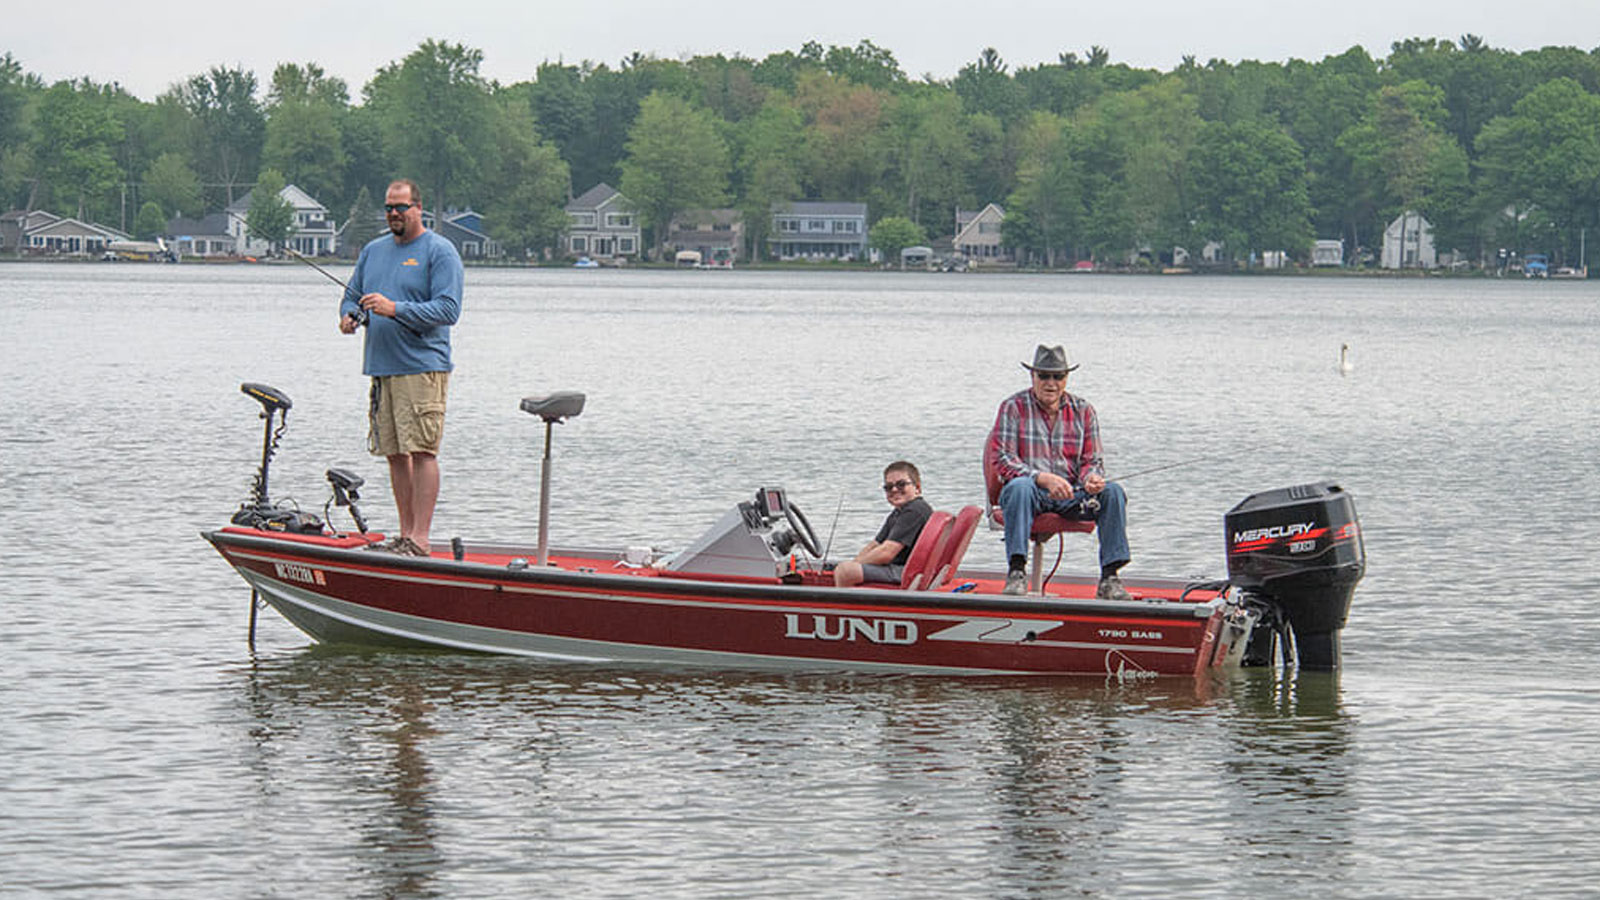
[954,203,1014,265]
[164,213,235,258]
[668,209,743,266]
[336,207,501,260]
[2,209,129,256]
[565,183,641,261]
[226,184,338,257]
[1381,211,1437,269]
[768,201,868,261]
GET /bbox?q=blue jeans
[999,476,1129,570]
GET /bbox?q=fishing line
[820,494,845,564]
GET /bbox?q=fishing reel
[324,467,369,534]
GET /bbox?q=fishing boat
[205,383,1365,678]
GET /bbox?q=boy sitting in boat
[833,461,933,587]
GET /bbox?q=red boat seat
[927,505,983,590]
[984,432,1094,594]
[899,510,954,591]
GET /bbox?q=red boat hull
[206,527,1254,678]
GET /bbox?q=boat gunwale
[204,528,1231,622]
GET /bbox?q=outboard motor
[1226,481,1364,671]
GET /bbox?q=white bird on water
[1337,343,1354,375]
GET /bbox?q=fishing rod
[224,209,364,323]
[224,208,358,293]
[1105,455,1215,483]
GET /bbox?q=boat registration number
[274,562,326,586]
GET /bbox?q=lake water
[2,263,1597,897]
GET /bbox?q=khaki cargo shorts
[369,371,450,457]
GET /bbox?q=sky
[8,0,1599,100]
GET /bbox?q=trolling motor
[1226,481,1365,671]
[230,382,324,534]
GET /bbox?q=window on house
[806,219,826,231]
[572,236,588,253]
[619,237,636,254]
[713,223,731,231]
[607,213,633,227]
[572,212,595,226]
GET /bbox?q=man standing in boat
[988,344,1131,599]
[339,179,463,556]
[833,461,933,587]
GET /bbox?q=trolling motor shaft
[240,383,292,509]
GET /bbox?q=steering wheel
[783,500,822,558]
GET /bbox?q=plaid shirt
[989,388,1104,486]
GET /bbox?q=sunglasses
[384,202,415,213]
[1034,371,1067,381]
[882,478,914,493]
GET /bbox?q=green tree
[246,168,296,251]
[886,88,976,230]
[263,62,348,207]
[174,66,264,206]
[1188,119,1314,266]
[263,96,345,204]
[480,95,571,258]
[1003,112,1082,266]
[733,96,804,258]
[953,48,1026,125]
[344,184,379,249]
[796,72,889,200]
[142,151,202,219]
[1475,77,1600,262]
[133,200,166,239]
[823,40,905,89]
[31,79,123,221]
[619,91,730,255]
[869,215,925,261]
[369,40,494,218]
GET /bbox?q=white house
[1381,211,1437,269]
[226,184,338,256]
[954,203,1014,264]
[1313,239,1345,266]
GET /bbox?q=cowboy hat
[1021,344,1078,374]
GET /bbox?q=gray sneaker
[1096,575,1133,601]
[1002,570,1028,595]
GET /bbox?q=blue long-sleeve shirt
[340,230,463,376]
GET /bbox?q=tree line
[3,35,1599,266]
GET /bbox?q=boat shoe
[1096,576,1133,602]
[1002,570,1028,595]
[395,537,431,557]
[364,535,407,552]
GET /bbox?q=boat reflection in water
[232,650,1352,896]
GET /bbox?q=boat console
[663,487,822,580]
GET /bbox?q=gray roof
[567,182,626,211]
[774,201,867,217]
[165,213,231,237]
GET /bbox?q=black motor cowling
[1226,481,1364,670]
